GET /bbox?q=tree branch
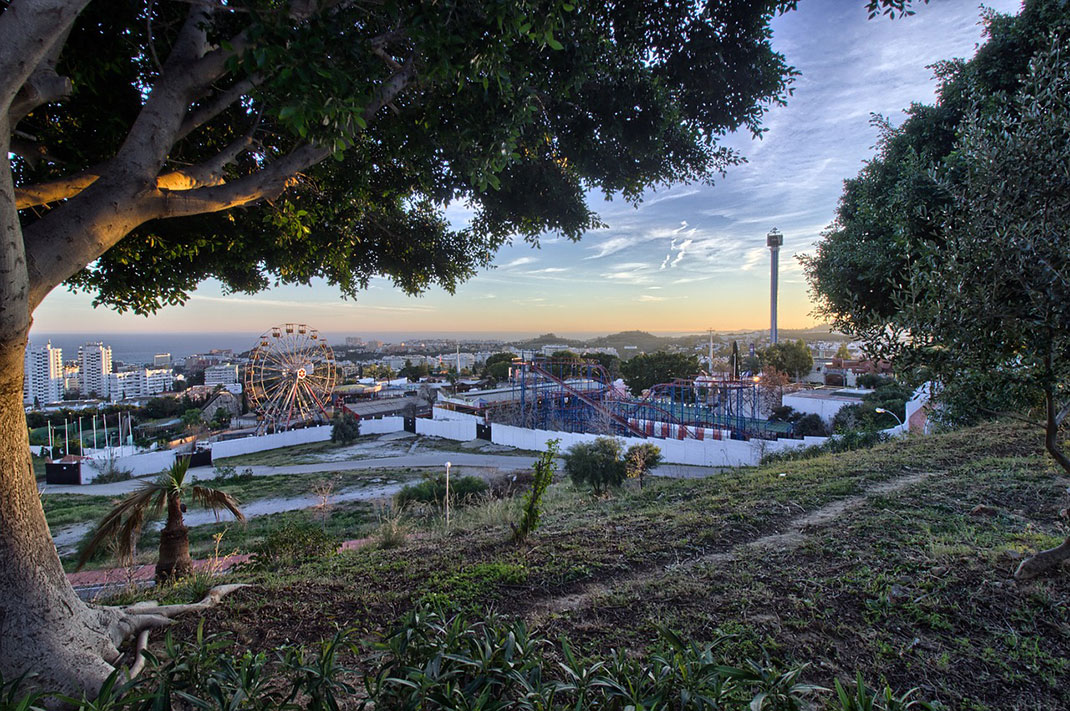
[0,0,88,112]
[176,74,261,142]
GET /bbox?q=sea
[27,331,563,364]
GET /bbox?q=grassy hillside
[149,421,1068,709]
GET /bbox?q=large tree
[806,1,1070,578]
[0,0,923,698]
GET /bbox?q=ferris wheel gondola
[246,324,336,433]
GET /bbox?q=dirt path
[529,470,939,619]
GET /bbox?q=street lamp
[875,407,903,427]
[444,461,451,529]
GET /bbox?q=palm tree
[76,456,245,583]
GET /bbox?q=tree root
[1014,536,1070,580]
[99,584,250,676]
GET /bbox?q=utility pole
[767,228,783,345]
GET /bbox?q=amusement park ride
[496,359,791,441]
[245,323,336,434]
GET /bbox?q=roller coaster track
[524,362,693,440]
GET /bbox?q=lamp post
[444,460,451,529]
[875,407,903,428]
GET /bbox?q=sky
[30,0,1024,339]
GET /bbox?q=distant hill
[506,326,849,358]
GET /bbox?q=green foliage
[564,437,626,495]
[252,521,338,567]
[794,413,828,438]
[483,353,517,383]
[212,465,254,483]
[512,439,558,543]
[329,411,361,444]
[761,429,889,465]
[620,351,701,396]
[804,0,1070,436]
[399,360,431,382]
[91,459,133,485]
[396,473,488,509]
[762,340,814,380]
[22,0,803,315]
[580,352,621,378]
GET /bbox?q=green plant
[213,465,254,483]
[374,504,408,550]
[91,459,133,485]
[251,521,338,567]
[330,412,361,444]
[512,439,558,543]
[395,473,487,508]
[563,437,626,495]
[76,457,245,583]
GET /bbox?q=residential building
[153,353,171,367]
[78,342,113,398]
[145,368,173,395]
[23,342,63,405]
[108,370,145,401]
[205,363,239,387]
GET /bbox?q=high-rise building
[153,353,171,367]
[23,342,63,405]
[78,342,113,398]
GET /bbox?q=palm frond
[190,485,246,523]
[75,481,167,570]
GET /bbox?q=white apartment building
[146,368,173,395]
[23,342,63,405]
[78,342,113,398]
[108,370,145,401]
[153,353,171,367]
[205,363,239,387]
[107,367,174,401]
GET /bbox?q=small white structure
[782,388,866,425]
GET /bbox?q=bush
[794,413,828,437]
[624,442,662,489]
[395,473,487,508]
[213,465,254,483]
[761,428,889,465]
[92,460,133,484]
[563,437,626,495]
[251,521,337,567]
[330,411,361,444]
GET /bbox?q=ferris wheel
[246,323,336,433]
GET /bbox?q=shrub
[794,413,828,437]
[213,465,254,483]
[395,473,487,508]
[512,439,558,543]
[251,521,337,567]
[92,459,133,484]
[624,442,662,489]
[761,429,889,465]
[563,437,626,495]
[330,411,361,444]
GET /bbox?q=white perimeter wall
[72,408,829,483]
[486,423,826,467]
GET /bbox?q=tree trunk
[0,330,124,695]
[156,494,192,583]
[1014,390,1070,580]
